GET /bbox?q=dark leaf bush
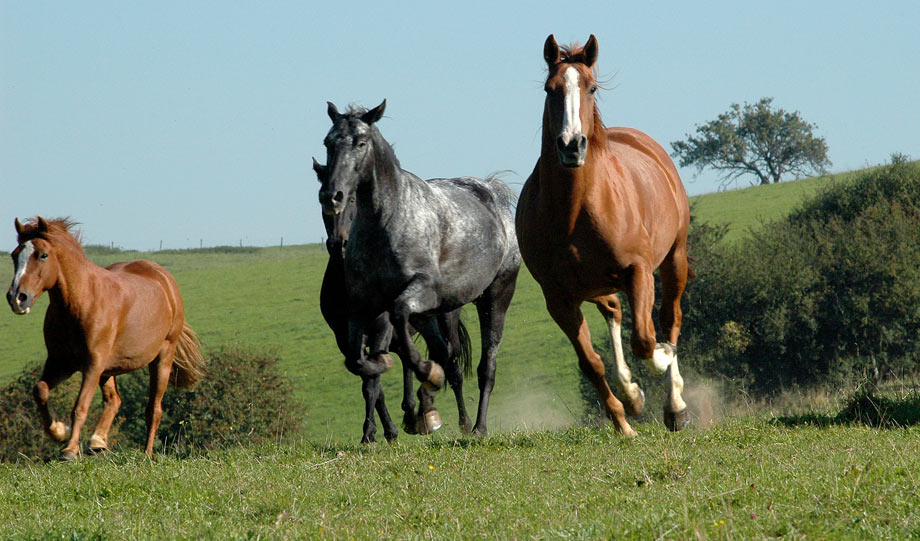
[0,346,305,462]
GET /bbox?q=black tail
[455,318,473,378]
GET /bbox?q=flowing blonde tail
[173,322,206,388]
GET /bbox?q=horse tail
[456,318,473,378]
[172,322,206,388]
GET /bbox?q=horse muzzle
[7,288,33,315]
[556,133,587,168]
[320,190,346,216]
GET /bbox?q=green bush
[681,161,920,392]
[0,347,305,462]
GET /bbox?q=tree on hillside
[670,97,831,188]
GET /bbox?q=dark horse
[318,100,520,435]
[516,35,693,436]
[7,217,205,459]
[312,159,477,442]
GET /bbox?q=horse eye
[356,140,367,149]
[589,85,598,95]
[40,253,49,261]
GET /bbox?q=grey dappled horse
[318,100,521,435]
[313,160,475,442]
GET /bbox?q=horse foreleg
[593,295,645,416]
[60,365,105,460]
[87,375,121,454]
[390,277,445,389]
[33,363,73,442]
[546,293,635,437]
[627,262,688,431]
[658,247,691,431]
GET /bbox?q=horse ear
[543,34,560,66]
[36,217,49,233]
[583,34,598,68]
[327,101,341,122]
[361,99,386,125]
[14,218,23,235]
[312,157,326,181]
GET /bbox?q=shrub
[681,161,920,393]
[0,347,305,462]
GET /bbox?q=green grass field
[2,417,919,538]
[3,168,919,538]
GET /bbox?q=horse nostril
[556,137,567,152]
[333,191,345,204]
[577,135,587,153]
[17,292,28,305]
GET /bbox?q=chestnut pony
[516,35,692,435]
[6,217,205,459]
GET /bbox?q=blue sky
[2,1,918,250]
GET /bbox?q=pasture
[2,167,920,537]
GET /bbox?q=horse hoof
[625,387,646,417]
[664,408,691,432]
[86,435,109,455]
[422,362,445,391]
[416,409,442,435]
[402,416,419,435]
[49,421,70,442]
[460,419,473,435]
[58,450,79,462]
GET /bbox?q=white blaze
[560,66,582,146]
[12,241,34,292]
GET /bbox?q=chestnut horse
[516,35,692,436]
[6,217,205,459]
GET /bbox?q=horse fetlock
[646,342,676,374]
[624,385,645,417]
[48,421,71,441]
[371,352,394,372]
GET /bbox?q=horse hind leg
[87,375,121,454]
[470,269,517,436]
[144,347,175,455]
[592,295,645,416]
[440,311,473,434]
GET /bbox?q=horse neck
[356,136,409,222]
[537,121,612,229]
[46,241,100,316]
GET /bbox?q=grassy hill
[0,167,875,443]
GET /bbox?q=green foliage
[0,347,305,462]
[671,97,831,188]
[682,161,920,392]
[0,363,82,462]
[114,346,305,453]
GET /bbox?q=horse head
[313,157,357,256]
[7,217,62,315]
[319,99,387,216]
[542,34,601,168]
